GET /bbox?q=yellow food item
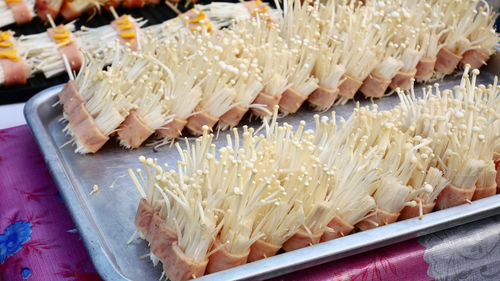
[0,32,11,42]
[0,48,20,61]
[119,30,136,39]
[187,10,206,24]
[0,40,14,48]
[51,26,71,45]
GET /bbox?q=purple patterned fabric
[269,239,431,281]
[0,125,101,281]
[0,125,434,281]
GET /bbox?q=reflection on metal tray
[24,51,500,280]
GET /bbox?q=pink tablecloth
[1,124,498,281]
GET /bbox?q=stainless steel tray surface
[24,58,500,281]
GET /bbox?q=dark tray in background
[0,0,232,105]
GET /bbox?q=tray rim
[24,70,500,281]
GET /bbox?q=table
[1,124,500,281]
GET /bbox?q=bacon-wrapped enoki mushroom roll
[388,6,425,91]
[205,129,280,273]
[358,1,402,98]
[414,4,447,82]
[314,114,379,240]
[20,21,82,78]
[308,1,345,110]
[237,18,291,118]
[309,38,344,110]
[176,29,250,136]
[0,31,30,86]
[336,3,379,104]
[78,13,145,60]
[465,71,499,200]
[0,0,35,27]
[60,0,105,21]
[399,167,448,220]
[217,49,263,130]
[435,74,492,208]
[274,126,334,251]
[277,0,319,115]
[239,113,303,262]
[460,2,500,70]
[149,36,202,142]
[198,0,280,27]
[434,0,480,76]
[109,51,172,149]
[61,51,133,154]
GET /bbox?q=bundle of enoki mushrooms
[127,68,500,280]
[0,0,36,27]
[55,0,499,154]
[0,1,275,87]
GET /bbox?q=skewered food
[0,0,35,27]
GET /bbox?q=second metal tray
[24,52,500,281]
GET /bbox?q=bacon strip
[472,183,497,201]
[72,114,109,153]
[117,110,154,149]
[1,58,27,86]
[59,80,85,113]
[435,183,475,210]
[356,208,399,231]
[279,87,307,114]
[251,92,281,117]
[219,105,248,127]
[415,57,436,80]
[150,222,177,261]
[389,68,417,91]
[7,0,33,24]
[308,86,338,111]
[282,227,322,252]
[398,201,435,220]
[185,109,218,136]
[58,80,79,106]
[320,216,354,242]
[461,48,490,70]
[247,239,281,262]
[67,103,91,127]
[206,237,250,274]
[162,242,208,281]
[435,47,462,75]
[338,74,362,99]
[134,198,154,237]
[146,212,162,243]
[359,73,391,98]
[157,118,187,140]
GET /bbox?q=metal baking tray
[24,50,500,281]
